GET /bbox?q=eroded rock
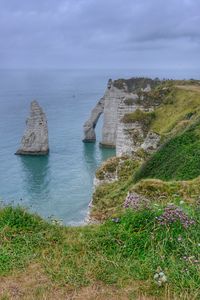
[83,77,161,153]
[83,97,104,142]
[15,100,49,155]
[141,131,160,153]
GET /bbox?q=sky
[0,0,200,70]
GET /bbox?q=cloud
[0,0,199,69]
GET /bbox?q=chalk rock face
[141,132,160,153]
[16,100,49,155]
[142,84,151,92]
[83,79,138,147]
[83,97,104,142]
[83,77,160,153]
[116,97,142,156]
[101,81,128,147]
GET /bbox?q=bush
[122,109,155,126]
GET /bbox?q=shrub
[122,109,155,126]
[124,98,135,105]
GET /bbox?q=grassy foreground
[0,205,200,299]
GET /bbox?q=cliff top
[113,77,159,92]
[112,77,200,93]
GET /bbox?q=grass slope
[151,86,200,137]
[134,121,200,182]
[132,177,200,205]
[0,206,200,299]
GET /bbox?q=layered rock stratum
[16,100,49,155]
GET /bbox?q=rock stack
[15,100,49,155]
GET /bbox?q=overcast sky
[0,0,200,70]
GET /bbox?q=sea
[0,68,199,225]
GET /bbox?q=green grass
[95,156,140,181]
[91,178,133,221]
[0,205,200,299]
[122,109,155,127]
[0,206,63,275]
[113,77,159,92]
[132,177,200,205]
[151,87,200,137]
[134,121,200,182]
[92,157,141,221]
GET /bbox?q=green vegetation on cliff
[134,120,200,182]
[0,205,200,299]
[151,86,200,137]
[113,77,159,92]
[122,109,155,126]
[92,82,200,221]
[93,157,139,221]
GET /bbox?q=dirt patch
[0,265,167,300]
[0,264,67,300]
[176,85,200,93]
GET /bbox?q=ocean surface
[0,68,199,225]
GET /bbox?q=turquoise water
[0,69,199,224]
[0,69,117,224]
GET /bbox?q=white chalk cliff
[83,77,161,156]
[16,100,49,155]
